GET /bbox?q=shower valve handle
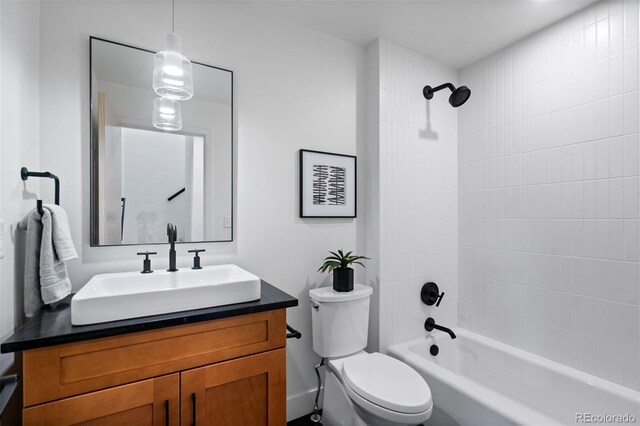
[421,282,445,307]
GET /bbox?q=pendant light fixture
[152,0,193,101]
[152,97,183,131]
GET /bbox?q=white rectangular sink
[71,264,261,325]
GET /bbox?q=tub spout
[424,317,456,339]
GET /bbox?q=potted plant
[318,250,370,292]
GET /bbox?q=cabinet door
[23,373,179,426]
[181,349,286,426]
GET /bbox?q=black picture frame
[299,149,357,218]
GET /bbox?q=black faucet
[424,317,456,339]
[167,223,178,272]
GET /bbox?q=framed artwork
[299,149,357,218]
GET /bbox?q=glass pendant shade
[152,33,193,100]
[152,97,182,131]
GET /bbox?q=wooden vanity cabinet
[21,309,287,426]
[23,374,180,426]
[181,349,286,426]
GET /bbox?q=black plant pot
[333,268,354,292]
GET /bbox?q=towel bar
[20,167,61,214]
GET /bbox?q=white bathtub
[389,328,640,426]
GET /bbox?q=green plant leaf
[318,260,341,273]
[321,250,370,272]
[329,251,342,260]
[348,255,370,261]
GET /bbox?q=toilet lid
[342,353,432,414]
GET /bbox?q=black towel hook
[21,167,60,215]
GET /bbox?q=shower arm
[423,83,455,99]
[429,83,455,93]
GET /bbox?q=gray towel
[18,210,43,317]
[18,208,72,317]
[43,204,77,261]
[39,208,72,305]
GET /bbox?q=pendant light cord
[172,0,175,33]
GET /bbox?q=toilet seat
[343,380,433,425]
[341,352,432,414]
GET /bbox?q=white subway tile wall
[458,0,640,390]
[376,40,459,351]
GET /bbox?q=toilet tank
[310,284,373,358]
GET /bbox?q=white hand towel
[18,210,43,317]
[39,208,71,305]
[43,204,77,261]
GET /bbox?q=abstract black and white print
[313,164,328,205]
[313,165,346,205]
[328,166,346,205]
[301,149,356,217]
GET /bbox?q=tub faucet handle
[421,282,445,307]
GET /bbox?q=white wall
[368,40,459,351]
[365,41,381,352]
[37,1,365,420]
[0,1,41,423]
[458,0,640,390]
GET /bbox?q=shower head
[449,86,471,107]
[423,83,471,107]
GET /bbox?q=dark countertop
[1,280,298,353]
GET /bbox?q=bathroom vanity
[1,280,297,426]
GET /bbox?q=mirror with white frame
[90,37,233,246]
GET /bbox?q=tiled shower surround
[369,40,460,351]
[458,0,640,390]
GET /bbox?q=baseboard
[287,387,323,422]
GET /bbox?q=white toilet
[310,284,433,426]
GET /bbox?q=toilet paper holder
[286,323,302,339]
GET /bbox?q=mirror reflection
[90,37,233,246]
